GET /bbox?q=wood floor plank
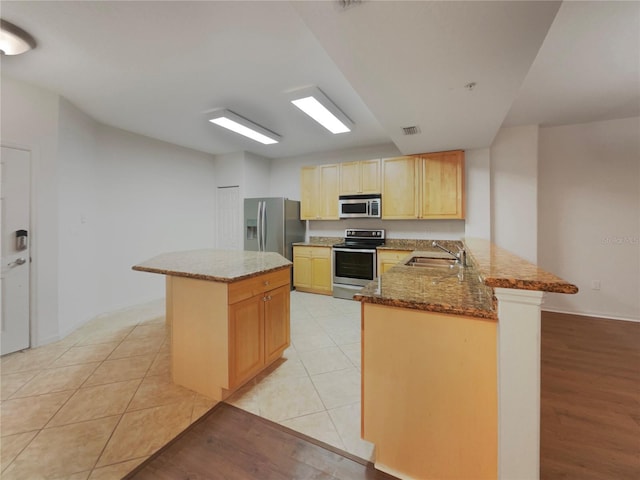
[124,402,397,480]
[540,311,640,479]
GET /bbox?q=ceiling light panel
[207,109,280,145]
[288,86,353,134]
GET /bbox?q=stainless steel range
[332,229,385,300]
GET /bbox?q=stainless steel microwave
[338,194,381,219]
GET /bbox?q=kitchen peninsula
[355,238,578,480]
[133,250,292,401]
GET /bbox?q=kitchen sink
[404,256,459,268]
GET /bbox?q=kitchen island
[133,250,292,401]
[355,239,577,480]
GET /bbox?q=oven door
[333,248,376,287]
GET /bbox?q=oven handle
[333,248,377,254]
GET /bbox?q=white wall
[94,125,216,315]
[538,117,640,321]
[464,148,491,240]
[491,125,539,263]
[212,151,273,250]
[2,75,218,345]
[1,76,61,345]
[57,99,99,338]
[244,152,271,198]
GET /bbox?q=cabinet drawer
[378,249,412,262]
[228,268,290,305]
[294,246,331,258]
[294,246,313,257]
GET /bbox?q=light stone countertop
[132,249,291,283]
[355,238,578,318]
[292,236,342,247]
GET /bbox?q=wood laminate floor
[540,311,640,479]
[124,402,396,480]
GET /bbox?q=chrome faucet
[432,241,467,267]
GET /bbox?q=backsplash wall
[306,219,465,241]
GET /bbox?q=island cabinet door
[264,285,291,364]
[228,295,265,389]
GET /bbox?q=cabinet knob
[264,280,270,286]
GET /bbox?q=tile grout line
[0,327,92,474]
[291,294,365,457]
[88,332,167,475]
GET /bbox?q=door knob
[8,258,27,267]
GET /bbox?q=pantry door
[1,146,31,354]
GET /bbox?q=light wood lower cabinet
[293,246,332,295]
[170,267,290,400]
[362,303,497,479]
[376,249,412,275]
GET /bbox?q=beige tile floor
[0,291,372,479]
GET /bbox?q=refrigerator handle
[261,201,267,252]
[256,201,263,252]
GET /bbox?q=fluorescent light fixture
[288,86,353,134]
[207,109,280,145]
[0,19,36,55]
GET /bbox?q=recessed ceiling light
[207,109,281,145]
[0,19,36,55]
[288,86,353,134]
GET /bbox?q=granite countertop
[293,236,342,247]
[379,239,462,251]
[356,250,497,319]
[132,249,291,283]
[355,238,578,319]
[464,238,579,294]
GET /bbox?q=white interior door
[216,186,241,250]
[1,146,31,355]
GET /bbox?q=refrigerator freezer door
[262,198,285,256]
[244,198,261,252]
[244,198,305,261]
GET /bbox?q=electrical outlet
[591,280,601,290]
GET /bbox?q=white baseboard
[31,333,61,348]
[542,307,640,323]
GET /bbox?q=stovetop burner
[333,229,385,249]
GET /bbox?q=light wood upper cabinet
[300,164,339,220]
[339,159,381,195]
[303,151,464,221]
[300,166,319,220]
[320,164,339,219]
[293,246,332,295]
[381,156,420,219]
[418,150,465,219]
[381,151,465,220]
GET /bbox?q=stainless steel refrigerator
[244,198,305,262]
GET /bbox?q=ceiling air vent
[402,126,421,136]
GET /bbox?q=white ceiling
[1,1,638,159]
